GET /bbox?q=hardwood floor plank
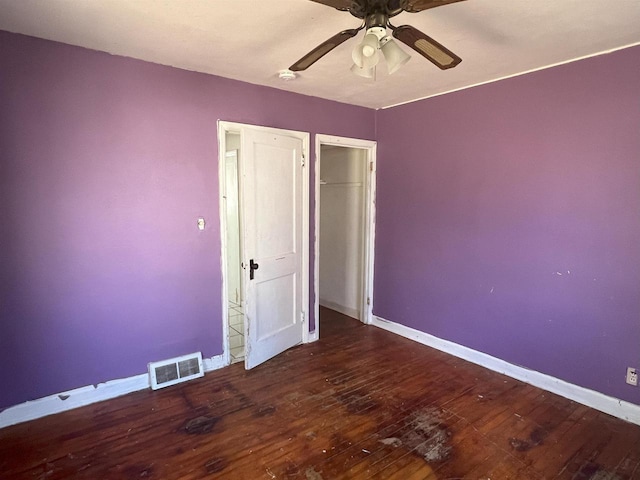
[614,435,640,478]
[1,307,639,479]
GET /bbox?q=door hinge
[367,297,371,306]
[301,311,305,323]
[370,161,374,172]
[301,153,306,167]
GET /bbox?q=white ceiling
[1,0,639,109]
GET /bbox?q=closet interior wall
[319,146,367,321]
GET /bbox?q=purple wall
[0,31,374,410]
[2,28,638,413]
[374,46,640,405]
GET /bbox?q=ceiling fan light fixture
[352,32,381,69]
[350,63,375,79]
[380,36,411,75]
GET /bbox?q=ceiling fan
[289,0,465,74]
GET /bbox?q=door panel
[255,273,296,340]
[242,128,303,369]
[253,143,296,259]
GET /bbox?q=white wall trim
[203,354,226,372]
[217,121,236,367]
[372,315,640,426]
[0,354,225,429]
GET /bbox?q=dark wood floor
[2,308,640,479]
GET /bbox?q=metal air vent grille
[148,352,204,390]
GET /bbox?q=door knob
[249,259,259,280]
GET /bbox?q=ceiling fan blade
[402,0,466,13]
[289,29,360,71]
[306,0,353,10]
[392,25,461,69]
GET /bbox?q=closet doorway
[315,135,376,340]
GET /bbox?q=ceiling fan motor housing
[365,12,389,29]
[349,0,404,19]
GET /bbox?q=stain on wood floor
[1,307,639,479]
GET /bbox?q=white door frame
[218,121,311,367]
[314,134,377,341]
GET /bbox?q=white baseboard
[372,316,640,426]
[320,299,359,320]
[0,374,149,429]
[0,354,225,429]
[203,354,225,372]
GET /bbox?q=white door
[241,127,304,369]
